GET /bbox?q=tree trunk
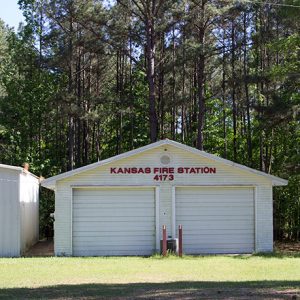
[243,13,252,166]
[231,20,237,161]
[67,17,74,171]
[222,35,227,159]
[146,18,158,143]
[196,27,205,150]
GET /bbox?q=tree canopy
[0,0,299,240]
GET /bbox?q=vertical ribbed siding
[0,168,20,257]
[19,172,40,254]
[54,144,275,255]
[256,184,273,252]
[159,184,172,239]
[54,184,72,255]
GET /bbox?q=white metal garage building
[41,140,287,256]
[0,164,39,257]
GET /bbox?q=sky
[0,0,25,30]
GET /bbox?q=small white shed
[42,140,288,256]
[0,164,39,257]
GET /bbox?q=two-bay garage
[41,139,287,256]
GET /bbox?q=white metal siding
[0,167,39,257]
[19,172,39,253]
[0,169,20,257]
[54,144,274,255]
[72,187,156,256]
[176,187,255,254]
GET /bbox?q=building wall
[20,172,40,254]
[54,144,273,256]
[0,168,20,257]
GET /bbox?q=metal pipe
[178,224,183,257]
[162,225,167,256]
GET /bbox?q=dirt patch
[137,288,300,299]
[25,239,54,257]
[275,242,300,254]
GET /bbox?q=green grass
[0,254,299,299]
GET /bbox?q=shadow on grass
[230,252,300,259]
[0,281,299,299]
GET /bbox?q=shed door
[72,187,156,256]
[176,187,254,254]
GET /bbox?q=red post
[162,225,167,256]
[178,224,183,257]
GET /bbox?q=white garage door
[72,187,156,256]
[176,187,254,254]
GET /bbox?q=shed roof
[41,139,288,190]
[0,163,39,179]
[0,163,23,172]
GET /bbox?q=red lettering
[110,166,216,175]
[195,167,201,173]
[178,167,184,173]
[154,167,160,174]
[210,167,216,173]
[124,168,131,174]
[137,168,144,174]
[203,167,209,173]
[190,167,196,174]
[161,167,168,173]
[117,168,124,174]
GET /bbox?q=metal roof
[0,163,39,179]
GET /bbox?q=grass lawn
[0,254,300,299]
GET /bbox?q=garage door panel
[73,224,154,232]
[72,188,155,256]
[73,209,154,218]
[73,240,155,247]
[74,203,154,209]
[176,187,254,254]
[184,246,253,254]
[75,249,152,256]
[74,188,152,196]
[183,234,253,243]
[73,195,154,201]
[73,215,154,221]
[179,216,253,222]
[176,202,253,208]
[182,229,254,235]
[177,211,252,217]
[74,247,154,253]
[73,231,154,237]
[176,188,252,196]
[178,220,253,229]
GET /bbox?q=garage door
[176,187,254,254]
[72,187,156,256]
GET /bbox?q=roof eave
[272,179,289,186]
[0,164,22,172]
[41,140,168,187]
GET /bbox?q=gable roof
[41,139,288,190]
